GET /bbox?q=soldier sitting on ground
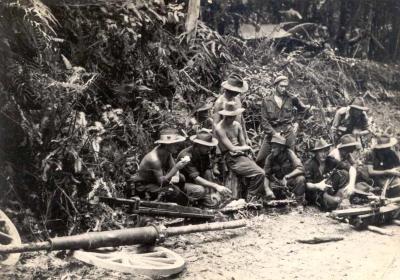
[132,128,205,205]
[306,134,370,210]
[365,134,400,198]
[215,101,275,203]
[264,134,306,204]
[332,97,370,142]
[305,138,342,210]
[177,129,232,208]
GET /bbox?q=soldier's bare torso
[216,120,242,153]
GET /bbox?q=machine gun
[97,196,216,219]
[330,196,400,234]
[0,209,246,277]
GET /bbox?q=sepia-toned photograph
[0,0,399,279]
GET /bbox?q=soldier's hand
[352,129,361,136]
[241,145,251,151]
[281,176,288,187]
[212,165,221,176]
[246,138,253,146]
[389,168,400,177]
[215,184,232,196]
[342,184,355,198]
[246,146,255,157]
[176,158,190,170]
[316,179,332,191]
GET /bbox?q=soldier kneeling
[264,134,306,204]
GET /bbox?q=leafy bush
[0,0,244,235]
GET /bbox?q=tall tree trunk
[392,0,400,60]
[337,0,351,55]
[324,0,342,50]
[361,0,374,59]
[185,0,201,33]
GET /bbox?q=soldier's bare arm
[215,125,249,152]
[212,98,223,125]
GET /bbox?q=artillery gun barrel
[0,220,246,254]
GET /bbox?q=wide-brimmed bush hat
[271,133,287,146]
[218,101,245,116]
[312,138,332,152]
[337,134,360,149]
[349,97,369,111]
[372,135,398,149]
[190,129,218,147]
[273,75,289,86]
[155,128,186,144]
[221,74,249,93]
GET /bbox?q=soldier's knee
[250,165,265,178]
[294,175,306,185]
[323,193,341,211]
[355,182,370,192]
[186,183,206,200]
[292,175,306,196]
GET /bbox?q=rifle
[270,175,293,198]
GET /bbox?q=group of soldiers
[132,74,400,211]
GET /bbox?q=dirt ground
[175,209,400,280]
[1,208,400,280]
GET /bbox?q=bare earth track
[1,208,399,280]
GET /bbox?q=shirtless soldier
[133,128,205,204]
[213,74,251,145]
[215,101,275,202]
